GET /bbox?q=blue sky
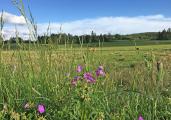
[0,0,171,39]
[0,0,171,23]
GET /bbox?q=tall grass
[0,1,171,120]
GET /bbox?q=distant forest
[2,28,171,44]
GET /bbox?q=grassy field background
[0,41,171,119]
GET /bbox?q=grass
[0,1,171,119]
[0,43,171,119]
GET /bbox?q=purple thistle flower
[37,104,45,114]
[96,66,105,77]
[138,115,144,120]
[71,76,80,86]
[96,69,105,77]
[76,65,82,73]
[83,72,96,83]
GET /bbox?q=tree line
[2,28,171,44]
[158,28,171,40]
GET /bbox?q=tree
[167,28,171,33]
[9,37,23,43]
[115,34,122,40]
[157,28,171,40]
[91,31,96,43]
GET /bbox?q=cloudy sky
[0,0,171,40]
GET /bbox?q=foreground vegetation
[0,43,171,119]
[0,1,171,119]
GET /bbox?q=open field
[0,43,171,119]
[1,0,171,119]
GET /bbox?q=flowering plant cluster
[0,102,46,119]
[23,102,46,115]
[68,65,106,104]
[71,65,106,86]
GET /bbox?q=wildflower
[37,104,45,114]
[98,66,104,70]
[71,76,80,86]
[96,69,105,77]
[71,80,77,86]
[76,65,83,73]
[24,102,30,110]
[138,115,144,120]
[96,66,105,77]
[83,72,96,83]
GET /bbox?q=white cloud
[2,27,29,40]
[0,11,26,25]
[37,15,171,36]
[1,12,171,40]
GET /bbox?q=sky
[0,0,171,39]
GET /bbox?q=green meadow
[0,42,171,120]
[1,0,171,119]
